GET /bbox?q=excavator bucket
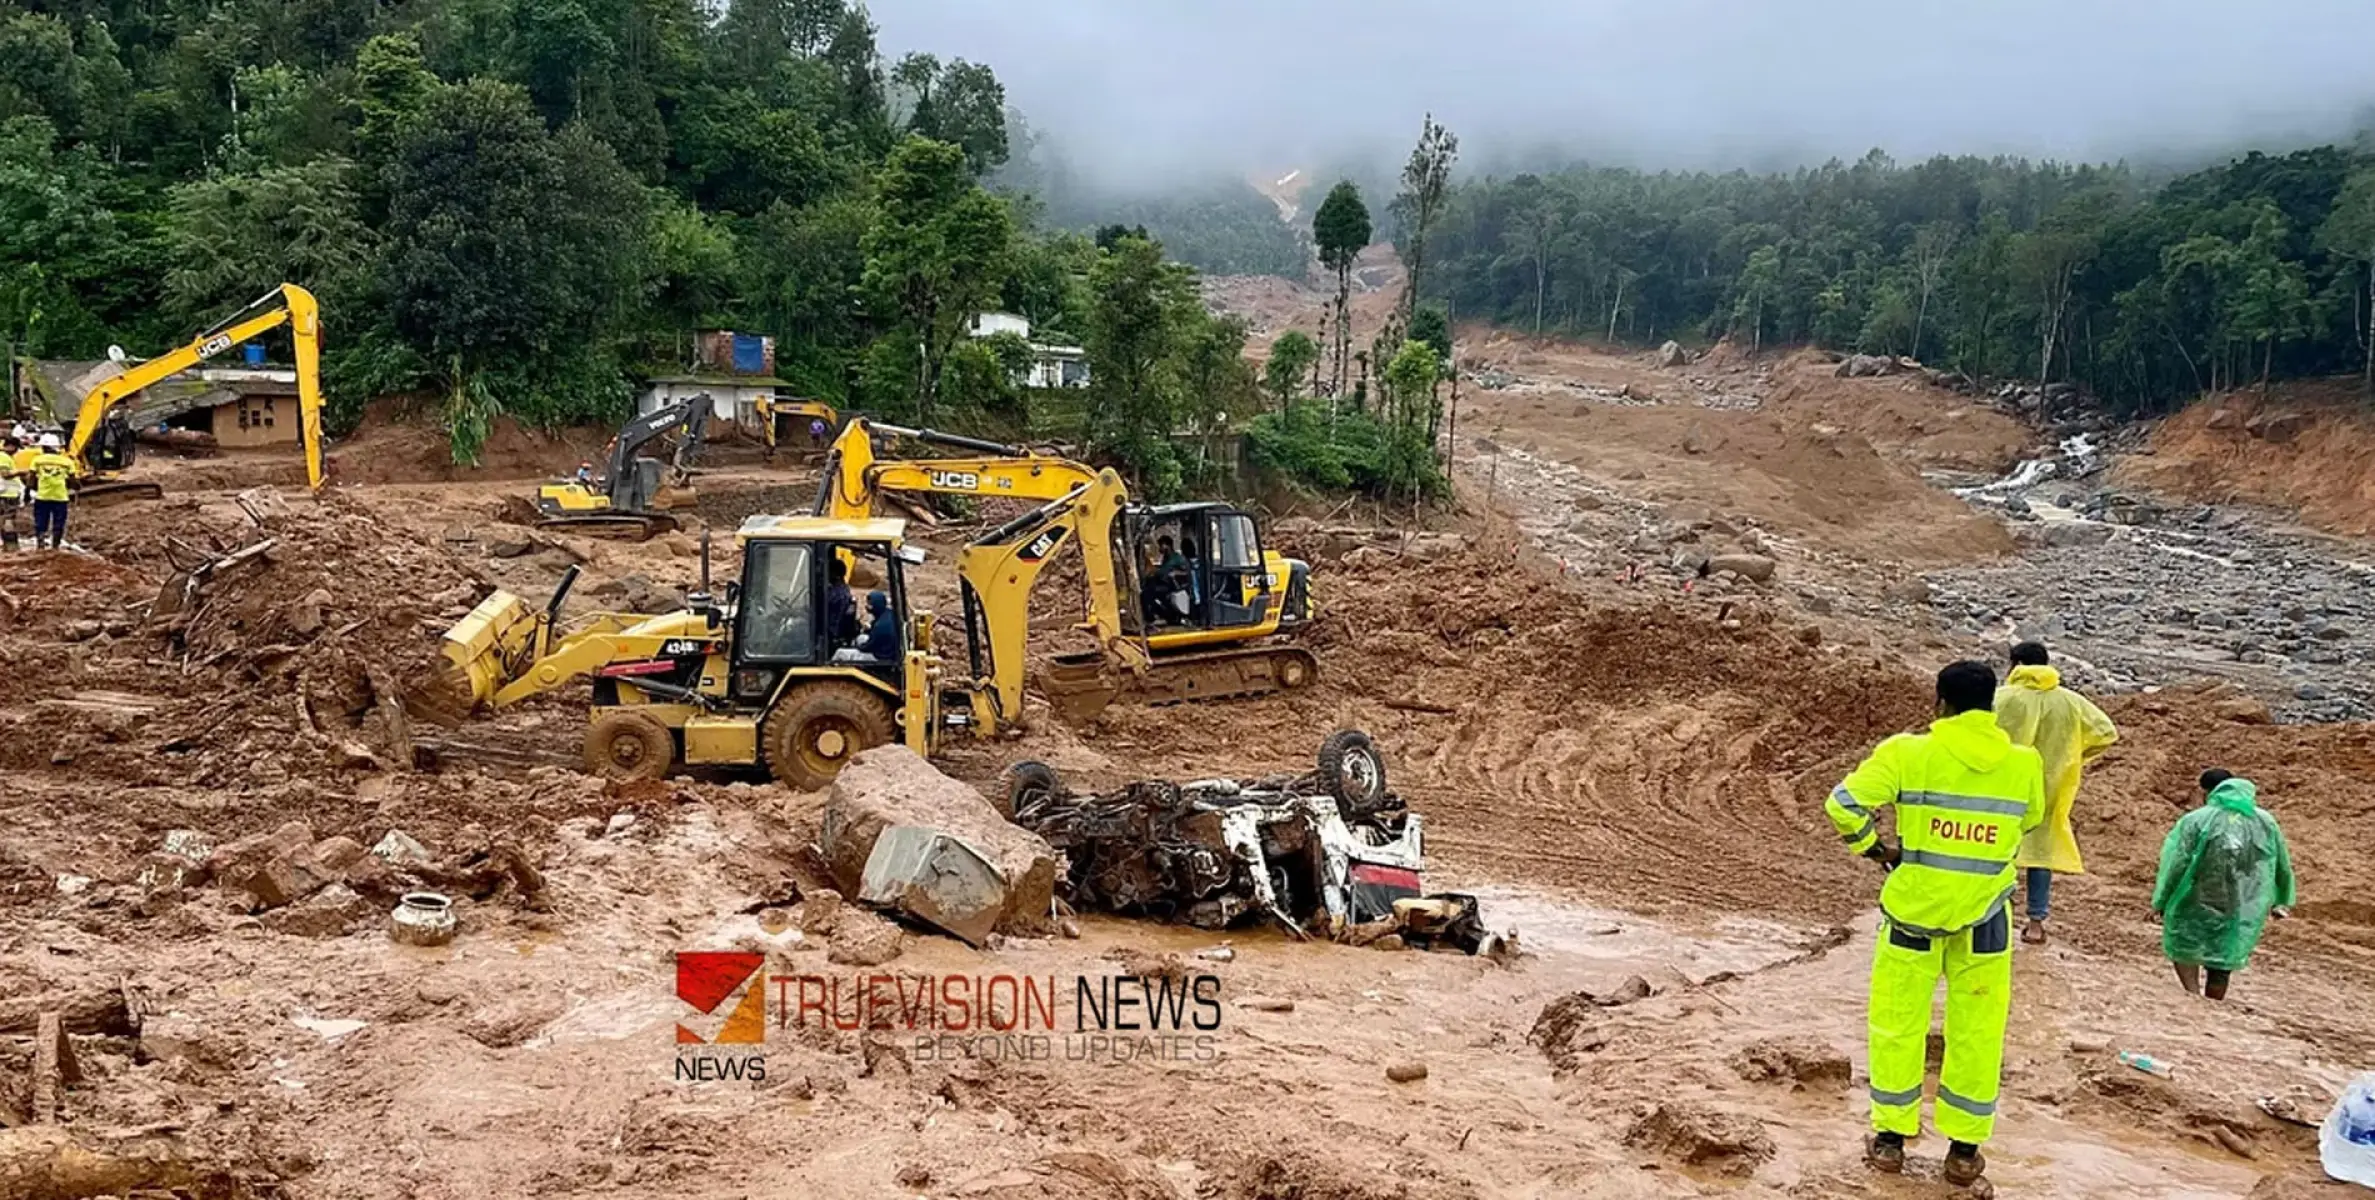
[408,589,540,725]
[1042,653,1122,724]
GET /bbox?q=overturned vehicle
[1002,730,1495,953]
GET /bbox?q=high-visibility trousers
[1867,906,2012,1144]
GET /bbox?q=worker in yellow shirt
[26,432,79,550]
[1825,661,2045,1188]
[0,426,27,551]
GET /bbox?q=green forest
[0,0,1291,491]
[1418,145,2375,413]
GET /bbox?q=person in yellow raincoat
[1993,642,2118,945]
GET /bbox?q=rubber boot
[1865,1131,1906,1173]
[2021,918,2048,945]
[1944,1142,1987,1186]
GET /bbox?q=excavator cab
[1128,503,1314,641]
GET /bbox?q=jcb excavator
[754,396,841,456]
[815,418,1316,720]
[64,284,326,502]
[532,395,709,540]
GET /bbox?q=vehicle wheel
[997,759,1064,819]
[585,710,675,782]
[763,681,895,792]
[1317,728,1387,814]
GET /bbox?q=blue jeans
[2023,867,2052,920]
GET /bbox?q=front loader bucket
[407,589,537,724]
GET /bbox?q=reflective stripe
[1902,790,2030,818]
[1885,887,2014,940]
[1869,1084,1923,1107]
[1938,1086,1997,1118]
[1902,848,2011,876]
[1829,785,1869,817]
[1840,817,1875,844]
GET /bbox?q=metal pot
[388,891,457,947]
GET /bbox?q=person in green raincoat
[1994,642,2120,946]
[2152,770,2296,1000]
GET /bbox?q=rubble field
[1,272,2373,1195]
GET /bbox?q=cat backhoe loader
[63,284,326,502]
[532,395,709,540]
[420,484,1140,788]
[816,418,1316,720]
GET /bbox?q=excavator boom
[67,284,324,494]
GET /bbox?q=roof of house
[14,358,292,427]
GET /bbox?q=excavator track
[533,513,677,542]
[1044,644,1318,723]
[74,480,167,506]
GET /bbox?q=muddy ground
[3,271,2374,1196]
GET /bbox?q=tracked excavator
[754,396,842,455]
[815,418,1318,719]
[531,395,709,540]
[62,284,326,503]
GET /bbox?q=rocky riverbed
[1932,459,2375,722]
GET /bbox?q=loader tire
[1317,728,1387,816]
[996,759,1063,820]
[586,710,675,782]
[763,681,894,792]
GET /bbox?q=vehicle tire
[762,681,896,792]
[585,710,675,782]
[997,759,1064,820]
[1317,728,1387,814]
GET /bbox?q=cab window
[737,541,816,661]
[1215,514,1259,570]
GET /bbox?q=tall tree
[1084,232,1192,494]
[859,135,1013,421]
[1312,180,1370,399]
[2319,166,2375,396]
[1390,113,1457,319]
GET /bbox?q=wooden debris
[1382,697,1457,715]
[29,1014,77,1124]
[0,989,136,1038]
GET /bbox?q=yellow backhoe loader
[420,490,1136,787]
[63,284,326,502]
[815,418,1317,719]
[532,394,709,540]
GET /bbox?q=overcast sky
[863,0,2375,186]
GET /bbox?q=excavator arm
[953,477,1148,728]
[816,418,1099,519]
[600,394,710,499]
[68,283,325,490]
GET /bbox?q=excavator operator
[1143,535,1189,625]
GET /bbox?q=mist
[863,0,2375,188]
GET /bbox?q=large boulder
[1655,340,1687,368]
[821,746,1058,940]
[2244,410,2310,445]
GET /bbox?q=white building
[969,312,1090,390]
[638,375,786,425]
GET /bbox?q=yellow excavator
[63,283,326,502]
[755,396,842,456]
[531,394,710,540]
[814,418,1317,718]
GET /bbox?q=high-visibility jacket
[26,452,77,502]
[1826,709,2046,936]
[1994,665,2118,873]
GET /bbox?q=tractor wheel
[996,759,1064,820]
[585,710,675,782]
[762,681,895,792]
[1317,728,1387,815]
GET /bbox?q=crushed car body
[1005,730,1499,952]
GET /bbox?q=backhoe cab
[427,515,952,790]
